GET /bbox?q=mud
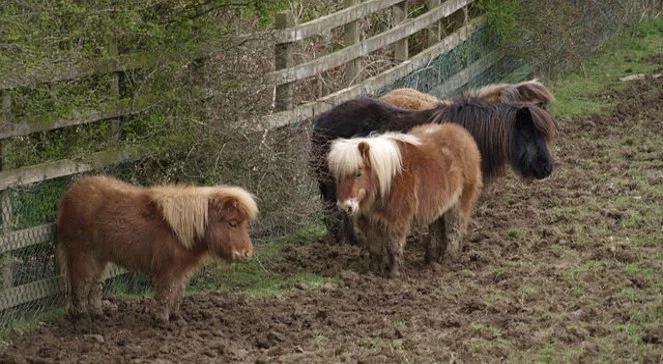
[1,77,662,363]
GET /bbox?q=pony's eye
[227,220,238,228]
[355,169,363,177]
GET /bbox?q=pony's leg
[444,202,463,261]
[359,221,387,275]
[340,214,360,245]
[425,217,448,264]
[459,178,482,232]
[87,260,108,317]
[386,234,406,278]
[154,271,187,323]
[320,179,359,245]
[319,180,341,243]
[67,252,99,319]
[363,223,403,278]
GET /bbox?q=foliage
[476,0,520,45]
[478,0,656,78]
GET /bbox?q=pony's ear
[517,80,554,106]
[209,195,238,217]
[358,141,371,167]
[515,106,535,129]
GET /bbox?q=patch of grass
[530,342,585,364]
[264,223,327,245]
[620,211,644,229]
[468,337,512,355]
[360,336,404,354]
[551,18,663,118]
[189,224,334,298]
[0,308,64,349]
[519,286,540,302]
[507,228,521,239]
[562,259,606,282]
[620,287,639,303]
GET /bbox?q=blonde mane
[213,186,259,221]
[328,132,420,197]
[149,185,258,250]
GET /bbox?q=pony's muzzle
[337,199,359,216]
[232,249,253,261]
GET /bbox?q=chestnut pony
[380,79,555,110]
[310,96,558,245]
[328,123,482,277]
[57,175,258,322]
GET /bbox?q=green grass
[0,308,64,349]
[189,242,334,298]
[187,223,332,298]
[551,18,663,118]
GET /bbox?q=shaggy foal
[380,79,554,111]
[57,175,258,322]
[329,124,482,277]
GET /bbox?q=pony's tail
[55,241,70,307]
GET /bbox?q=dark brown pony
[329,124,482,277]
[380,79,555,110]
[310,96,558,245]
[57,175,258,322]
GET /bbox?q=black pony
[310,96,558,244]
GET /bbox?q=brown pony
[56,175,258,322]
[328,124,482,277]
[380,79,555,110]
[379,87,449,110]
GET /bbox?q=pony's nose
[337,199,358,215]
[232,249,252,261]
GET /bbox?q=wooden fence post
[344,0,361,86]
[0,91,13,289]
[108,37,121,144]
[462,5,470,26]
[425,0,442,48]
[393,1,409,62]
[274,10,295,111]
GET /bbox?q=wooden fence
[0,0,495,312]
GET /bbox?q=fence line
[0,224,55,255]
[0,146,143,190]
[264,16,485,128]
[267,0,472,86]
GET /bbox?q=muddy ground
[1,77,662,363]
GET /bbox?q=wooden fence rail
[0,0,490,311]
[264,16,485,128]
[267,0,472,86]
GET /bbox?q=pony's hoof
[153,311,171,325]
[426,262,443,273]
[65,309,86,322]
[89,309,104,320]
[172,314,187,326]
[387,268,401,279]
[445,255,462,265]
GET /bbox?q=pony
[328,123,482,277]
[56,175,258,322]
[310,96,557,245]
[380,79,555,111]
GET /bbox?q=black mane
[311,96,557,180]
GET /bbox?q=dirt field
[1,74,662,363]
